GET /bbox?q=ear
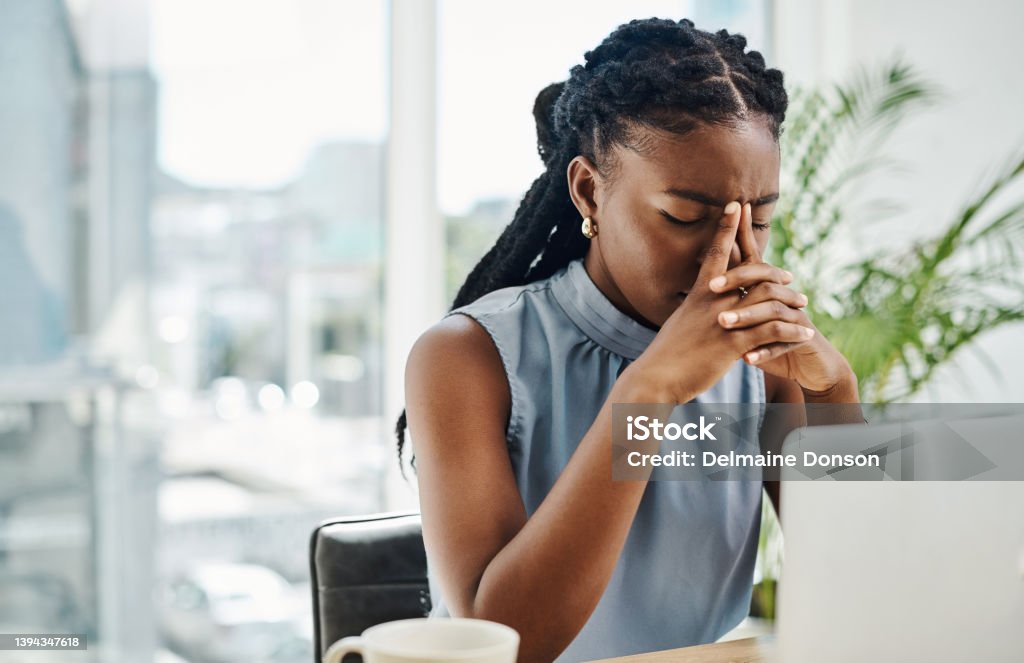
[566,156,604,219]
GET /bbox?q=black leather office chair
[309,512,432,662]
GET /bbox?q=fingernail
[798,293,808,306]
[746,350,760,363]
[720,311,738,325]
[802,327,815,338]
[709,276,727,290]
[783,270,794,281]
[724,201,740,215]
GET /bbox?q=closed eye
[660,209,772,231]
[659,210,703,226]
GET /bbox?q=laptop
[774,413,1024,662]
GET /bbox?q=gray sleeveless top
[425,258,766,662]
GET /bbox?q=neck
[582,247,659,331]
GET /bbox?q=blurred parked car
[0,572,88,635]
[158,562,309,663]
[253,632,314,663]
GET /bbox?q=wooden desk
[588,636,775,662]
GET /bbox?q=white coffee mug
[323,618,519,663]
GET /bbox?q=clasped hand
[629,200,854,404]
[707,201,852,393]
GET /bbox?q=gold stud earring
[581,216,598,239]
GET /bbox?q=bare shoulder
[408,312,501,366]
[404,313,512,446]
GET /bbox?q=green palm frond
[772,57,1024,403]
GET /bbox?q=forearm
[465,377,673,662]
[758,371,863,529]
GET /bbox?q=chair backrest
[309,512,431,661]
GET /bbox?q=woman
[398,17,860,662]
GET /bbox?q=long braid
[396,17,788,476]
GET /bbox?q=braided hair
[395,17,788,475]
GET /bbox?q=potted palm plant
[752,57,1024,621]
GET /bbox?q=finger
[695,201,742,289]
[736,202,763,264]
[718,299,806,330]
[744,341,807,365]
[737,320,815,352]
[729,237,742,267]
[709,263,794,293]
[729,282,808,309]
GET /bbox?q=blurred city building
[151,140,385,417]
[1,1,160,661]
[0,1,390,661]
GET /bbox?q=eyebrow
[663,188,780,207]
